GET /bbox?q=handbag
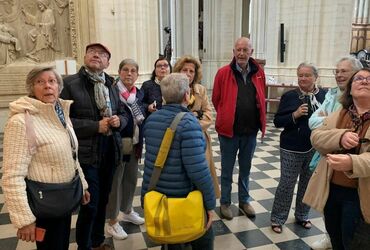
[25,171,82,218]
[122,137,134,155]
[144,112,207,244]
[24,110,83,218]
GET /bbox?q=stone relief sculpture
[21,0,57,62]
[0,0,73,66]
[0,22,21,65]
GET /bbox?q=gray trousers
[270,148,314,225]
[106,152,139,220]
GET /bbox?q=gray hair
[336,56,363,71]
[26,66,63,97]
[297,62,319,78]
[160,73,189,104]
[118,58,139,72]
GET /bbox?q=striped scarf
[84,67,112,118]
[116,79,145,124]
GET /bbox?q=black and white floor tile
[0,114,326,250]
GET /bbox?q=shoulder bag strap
[25,110,37,155]
[148,112,187,191]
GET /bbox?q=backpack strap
[148,112,187,191]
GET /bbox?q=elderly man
[61,43,128,250]
[141,73,215,250]
[212,37,266,220]
[308,56,362,250]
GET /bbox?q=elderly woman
[105,59,145,240]
[173,55,220,198]
[141,56,172,116]
[270,63,326,233]
[141,73,215,250]
[1,67,89,249]
[304,68,370,250]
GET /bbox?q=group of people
[1,36,370,250]
[270,56,370,250]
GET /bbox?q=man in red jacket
[212,37,266,220]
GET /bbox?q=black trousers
[35,214,72,250]
[161,227,214,250]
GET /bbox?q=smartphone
[153,100,157,108]
[35,227,46,242]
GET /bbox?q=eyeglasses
[352,76,370,83]
[121,68,138,74]
[34,79,58,86]
[156,63,169,69]
[359,138,370,144]
[333,69,352,75]
[86,48,109,58]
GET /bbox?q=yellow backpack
[144,112,206,244]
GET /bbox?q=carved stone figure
[0,23,20,65]
[21,0,57,62]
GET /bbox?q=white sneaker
[106,222,128,240]
[311,234,332,249]
[122,210,145,225]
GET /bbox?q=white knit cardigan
[2,96,88,228]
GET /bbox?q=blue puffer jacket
[141,104,216,211]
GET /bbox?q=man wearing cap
[61,43,128,250]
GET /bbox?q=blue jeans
[324,184,362,250]
[219,133,257,205]
[76,155,116,249]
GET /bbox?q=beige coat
[303,109,370,223]
[190,83,221,198]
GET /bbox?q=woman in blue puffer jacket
[141,73,216,250]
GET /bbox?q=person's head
[84,43,111,73]
[334,57,363,91]
[173,55,202,86]
[297,62,318,92]
[37,0,49,10]
[233,37,253,69]
[151,56,171,81]
[340,68,370,109]
[118,58,139,90]
[160,73,190,105]
[26,66,63,104]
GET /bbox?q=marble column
[93,0,159,81]
[261,0,355,87]
[171,0,199,64]
[250,0,267,60]
[202,0,243,89]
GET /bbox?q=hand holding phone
[35,227,46,242]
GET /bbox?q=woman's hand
[326,154,353,172]
[82,190,90,205]
[17,223,36,242]
[293,103,309,119]
[206,210,214,230]
[340,131,359,150]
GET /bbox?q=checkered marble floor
[0,115,327,250]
